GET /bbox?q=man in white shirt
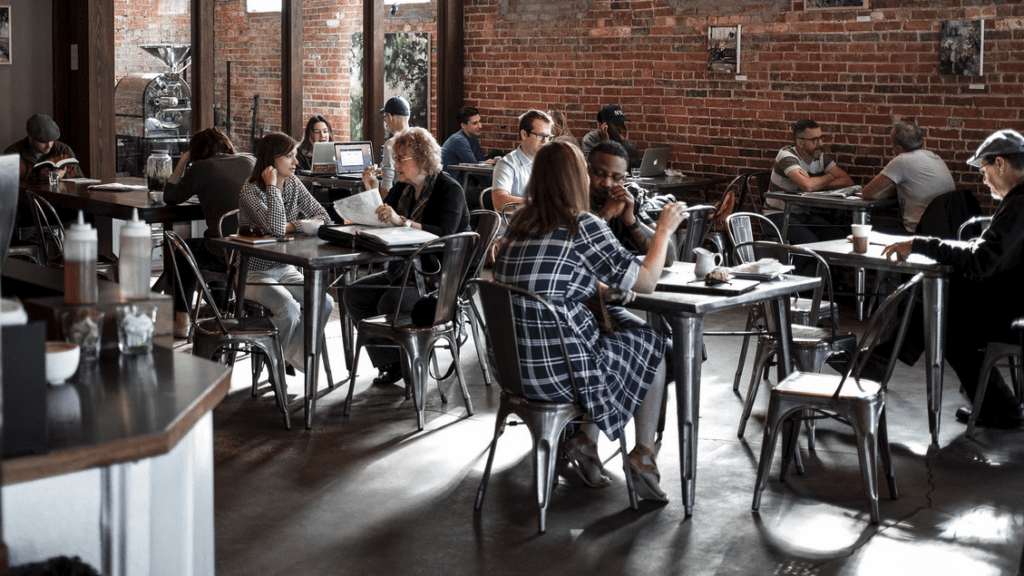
[767,118,854,244]
[862,121,955,233]
[377,96,411,196]
[490,110,553,212]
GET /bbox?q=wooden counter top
[2,345,231,485]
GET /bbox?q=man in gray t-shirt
[863,121,956,233]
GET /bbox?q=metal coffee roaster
[115,44,192,176]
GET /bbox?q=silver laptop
[333,141,374,177]
[310,142,337,174]
[638,147,671,178]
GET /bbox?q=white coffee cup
[299,219,324,235]
[693,247,723,278]
[851,224,872,253]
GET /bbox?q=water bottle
[146,150,172,192]
[118,208,152,300]
[64,211,98,305]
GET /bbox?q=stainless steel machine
[115,44,192,176]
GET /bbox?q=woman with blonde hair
[494,141,685,501]
[345,127,471,386]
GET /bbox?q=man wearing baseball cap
[882,128,1024,429]
[374,96,411,195]
[3,113,84,181]
[581,104,640,169]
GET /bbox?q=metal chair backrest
[735,241,836,332]
[217,208,240,262]
[678,204,715,263]
[840,272,924,395]
[745,171,773,214]
[24,190,66,267]
[392,231,478,328]
[164,230,232,334]
[726,212,783,264]
[0,155,18,269]
[469,209,501,279]
[957,215,992,240]
[469,278,580,405]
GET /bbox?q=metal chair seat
[752,272,923,525]
[344,232,479,430]
[470,278,637,534]
[966,326,1024,438]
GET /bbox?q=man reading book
[3,113,84,182]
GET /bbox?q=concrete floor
[201,303,1024,576]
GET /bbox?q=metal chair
[957,215,993,240]
[752,272,923,525]
[734,242,859,444]
[164,230,292,429]
[745,170,773,215]
[704,172,752,266]
[344,231,479,430]
[677,204,715,263]
[966,316,1024,438]
[24,190,119,282]
[469,278,638,534]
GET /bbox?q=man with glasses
[588,140,676,264]
[767,118,854,244]
[862,121,955,234]
[491,110,553,212]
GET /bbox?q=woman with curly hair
[345,127,471,386]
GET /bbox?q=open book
[318,224,437,249]
[33,157,79,172]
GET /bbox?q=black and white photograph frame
[707,25,741,74]
[804,0,868,11]
[0,6,11,65]
[940,19,984,76]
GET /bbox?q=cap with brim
[967,129,1024,167]
[380,96,411,117]
[26,114,60,142]
[597,104,629,124]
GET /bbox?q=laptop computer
[333,141,374,177]
[309,142,338,174]
[638,147,671,178]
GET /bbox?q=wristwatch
[402,217,412,228]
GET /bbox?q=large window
[247,0,280,13]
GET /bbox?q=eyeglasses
[588,165,627,184]
[395,156,414,165]
[797,135,827,145]
[530,131,554,143]
[978,159,992,173]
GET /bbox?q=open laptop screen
[334,142,374,175]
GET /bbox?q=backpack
[707,183,740,232]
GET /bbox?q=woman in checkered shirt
[238,132,333,372]
[494,141,686,501]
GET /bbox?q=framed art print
[708,25,741,74]
[805,0,868,10]
[0,6,11,65]
[940,20,984,76]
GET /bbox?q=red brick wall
[464,0,1024,210]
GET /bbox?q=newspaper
[333,190,384,226]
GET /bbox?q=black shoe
[955,405,1024,429]
[372,364,403,386]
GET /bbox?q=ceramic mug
[693,247,723,278]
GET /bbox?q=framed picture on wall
[708,26,741,74]
[804,0,868,10]
[940,20,984,76]
[0,6,11,65]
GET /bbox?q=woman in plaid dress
[494,141,686,501]
[238,132,333,372]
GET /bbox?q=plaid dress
[494,212,666,441]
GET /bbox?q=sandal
[629,445,669,503]
[564,435,612,488]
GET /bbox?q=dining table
[20,177,204,225]
[211,233,405,429]
[800,236,953,446]
[628,173,729,203]
[765,190,898,319]
[629,264,821,517]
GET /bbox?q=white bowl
[45,341,81,385]
[299,219,323,235]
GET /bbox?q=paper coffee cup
[851,224,871,253]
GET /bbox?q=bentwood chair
[165,231,292,429]
[752,272,923,525]
[24,190,119,282]
[344,232,479,430]
[469,278,638,534]
[734,242,859,445]
[966,316,1024,438]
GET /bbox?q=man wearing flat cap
[4,113,84,181]
[374,96,411,196]
[881,129,1024,429]
[582,104,641,169]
